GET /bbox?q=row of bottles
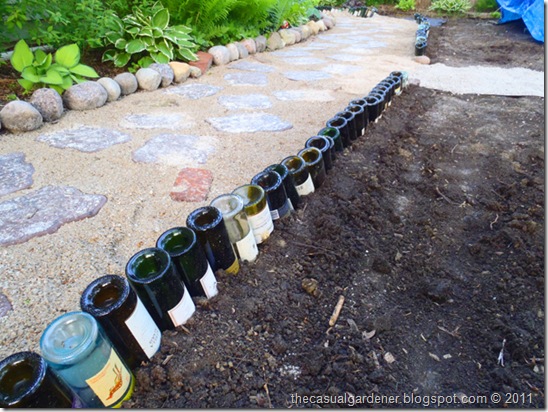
[414,13,430,56]
[0,70,408,408]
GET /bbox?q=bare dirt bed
[125,18,544,408]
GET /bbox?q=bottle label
[199,264,218,299]
[124,297,162,360]
[295,174,315,196]
[246,204,274,244]
[270,199,291,220]
[168,288,195,327]
[85,349,132,407]
[235,229,259,262]
[361,127,366,135]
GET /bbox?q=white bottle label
[270,199,291,220]
[235,229,259,262]
[247,205,274,244]
[124,297,161,360]
[168,288,195,327]
[85,349,132,407]
[199,264,218,299]
[295,174,315,196]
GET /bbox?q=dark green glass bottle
[125,248,196,331]
[317,126,343,156]
[336,109,358,142]
[0,352,74,408]
[298,147,327,189]
[347,102,366,137]
[281,155,315,197]
[157,227,219,298]
[264,163,300,210]
[364,94,381,123]
[80,275,162,369]
[326,116,351,148]
[251,170,291,223]
[187,206,240,275]
[350,98,369,135]
[306,135,333,172]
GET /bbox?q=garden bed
[124,17,545,408]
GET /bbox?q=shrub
[102,2,198,68]
[396,0,416,11]
[474,0,498,12]
[10,40,99,93]
[429,0,472,14]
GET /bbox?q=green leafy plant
[491,10,501,19]
[102,2,198,68]
[429,0,472,14]
[10,40,99,93]
[474,0,498,12]
[396,0,415,11]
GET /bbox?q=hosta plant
[429,0,472,14]
[102,2,198,68]
[10,40,99,94]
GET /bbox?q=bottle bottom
[111,373,135,408]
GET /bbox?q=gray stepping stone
[273,89,335,102]
[218,94,272,110]
[283,71,332,81]
[344,41,388,51]
[0,186,107,246]
[224,72,268,86]
[281,57,327,65]
[120,114,194,130]
[300,43,333,50]
[165,83,222,100]
[327,54,362,62]
[227,61,275,72]
[132,134,216,167]
[270,50,312,57]
[321,64,362,75]
[0,152,35,197]
[0,293,12,318]
[207,113,292,133]
[37,126,131,153]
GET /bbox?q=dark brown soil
[123,18,545,409]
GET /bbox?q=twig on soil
[162,354,173,366]
[490,214,499,230]
[435,186,462,205]
[329,295,345,327]
[437,325,461,338]
[289,240,342,258]
[451,144,458,154]
[497,339,506,367]
[263,382,273,408]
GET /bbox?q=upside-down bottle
[0,351,74,408]
[298,147,327,189]
[40,311,134,408]
[264,163,300,210]
[281,155,315,197]
[125,248,196,330]
[305,136,333,172]
[80,275,162,370]
[232,184,274,245]
[157,227,218,299]
[251,170,292,223]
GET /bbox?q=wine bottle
[317,126,343,156]
[0,351,74,408]
[264,163,300,210]
[378,79,395,106]
[349,99,369,136]
[389,71,403,95]
[305,136,333,172]
[40,311,134,408]
[364,94,381,123]
[232,184,274,245]
[371,85,389,115]
[326,116,351,148]
[281,155,315,197]
[80,275,161,370]
[251,170,292,223]
[210,194,259,263]
[368,91,385,122]
[335,109,358,142]
[125,248,196,330]
[298,147,327,189]
[157,227,218,299]
[187,206,240,275]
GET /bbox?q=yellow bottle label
[85,349,132,407]
[225,257,240,275]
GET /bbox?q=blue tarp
[497,0,544,42]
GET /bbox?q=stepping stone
[37,126,131,153]
[0,186,107,246]
[273,89,335,102]
[343,41,387,52]
[165,83,222,100]
[283,71,332,81]
[0,152,35,197]
[300,43,333,51]
[207,113,292,133]
[281,57,327,65]
[120,114,194,130]
[224,72,268,86]
[132,134,216,167]
[170,168,213,202]
[218,94,272,110]
[327,54,362,62]
[0,293,12,318]
[270,50,312,57]
[228,61,275,73]
[321,64,362,75]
